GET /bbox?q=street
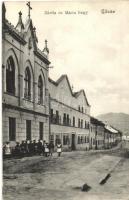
[3,150,129,200]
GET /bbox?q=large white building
[49,75,91,150]
[2,3,50,145]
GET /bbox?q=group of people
[3,140,62,158]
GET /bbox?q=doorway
[71,134,76,150]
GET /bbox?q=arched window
[6,56,15,94]
[24,67,31,100]
[38,75,43,104]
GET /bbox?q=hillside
[97,113,129,136]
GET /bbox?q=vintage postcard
[2,1,129,200]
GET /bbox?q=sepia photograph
[2,1,129,200]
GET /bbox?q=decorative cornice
[4,20,26,45]
[34,49,51,65]
[51,123,90,131]
[3,103,49,117]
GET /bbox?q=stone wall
[2,107,49,145]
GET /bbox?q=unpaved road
[3,150,129,200]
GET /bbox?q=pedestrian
[49,141,54,156]
[37,140,43,155]
[33,140,38,155]
[3,142,11,158]
[42,140,46,156]
[57,142,62,157]
[20,140,26,156]
[28,140,34,156]
[14,142,21,157]
[26,140,30,156]
[44,142,49,157]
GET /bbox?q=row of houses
[2,2,122,151]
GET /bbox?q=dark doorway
[26,120,31,140]
[71,134,76,150]
[9,117,16,141]
[39,122,44,140]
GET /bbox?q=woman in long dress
[44,143,49,157]
[3,142,11,158]
[57,142,62,157]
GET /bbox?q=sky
[4,0,129,116]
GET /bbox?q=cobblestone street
[3,150,129,200]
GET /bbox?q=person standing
[3,142,11,158]
[14,142,21,157]
[44,142,49,157]
[42,140,46,156]
[49,141,54,156]
[37,140,43,155]
[20,141,26,157]
[57,142,62,157]
[28,140,33,156]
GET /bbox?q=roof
[4,19,26,45]
[105,125,118,133]
[49,75,90,107]
[90,116,105,126]
[3,3,50,65]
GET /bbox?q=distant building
[104,125,122,148]
[90,117,122,150]
[90,117,105,150]
[49,75,91,150]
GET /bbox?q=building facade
[2,2,122,150]
[49,75,91,150]
[90,117,105,150]
[90,117,122,150]
[2,3,50,146]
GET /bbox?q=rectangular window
[81,136,83,144]
[50,109,53,122]
[73,117,75,127]
[78,118,80,128]
[50,134,54,143]
[63,135,69,145]
[56,110,59,124]
[67,114,69,125]
[39,122,44,140]
[63,113,66,125]
[81,120,83,128]
[9,117,16,141]
[86,122,89,129]
[63,135,68,145]
[26,120,31,140]
[78,136,80,144]
[55,135,61,145]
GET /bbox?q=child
[57,142,62,157]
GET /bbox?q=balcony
[50,114,61,125]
